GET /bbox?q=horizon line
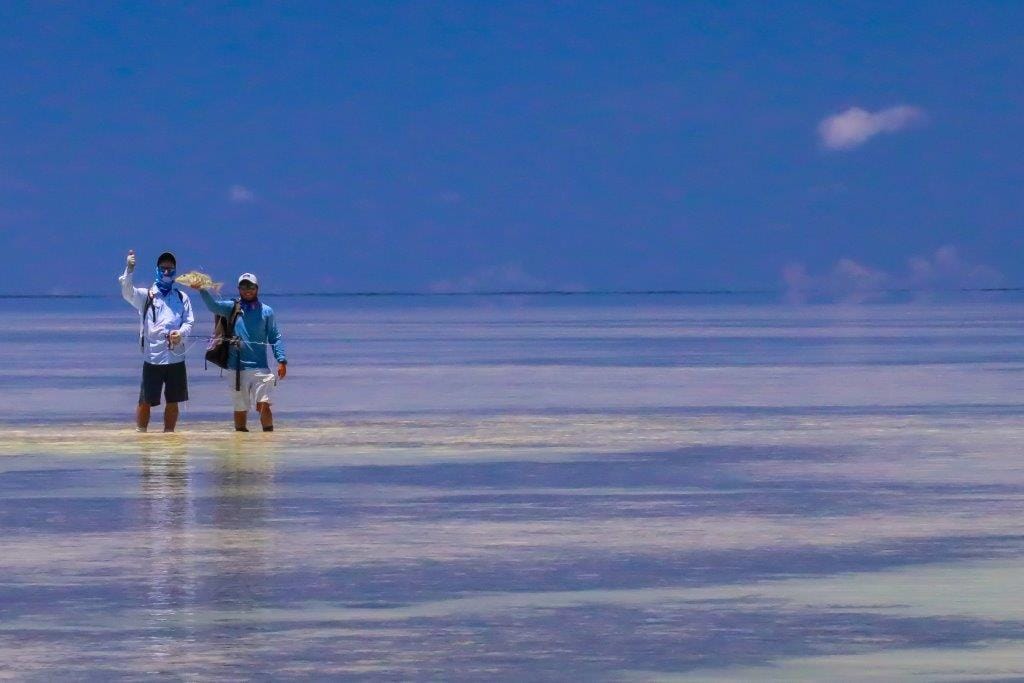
[1,286,1023,300]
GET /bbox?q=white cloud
[782,246,1003,303]
[828,258,891,303]
[818,105,925,151]
[229,184,255,203]
[781,263,813,305]
[782,258,890,303]
[906,245,1003,294]
[429,263,548,294]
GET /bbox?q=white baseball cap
[238,272,259,286]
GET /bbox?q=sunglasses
[238,283,257,290]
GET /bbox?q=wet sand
[4,409,1024,680]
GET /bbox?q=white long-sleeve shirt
[119,267,194,365]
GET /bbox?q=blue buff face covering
[155,266,176,294]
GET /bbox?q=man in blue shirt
[119,250,195,432]
[188,272,287,432]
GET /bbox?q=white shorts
[227,369,277,411]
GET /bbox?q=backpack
[204,300,243,387]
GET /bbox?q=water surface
[3,297,1024,679]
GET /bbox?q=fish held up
[176,271,223,292]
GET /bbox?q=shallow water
[3,297,1024,679]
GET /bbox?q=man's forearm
[119,267,138,306]
[198,288,232,315]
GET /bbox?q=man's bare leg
[136,402,151,431]
[257,402,273,431]
[234,411,248,432]
[164,402,179,432]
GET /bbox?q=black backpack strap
[140,290,155,350]
[231,299,243,391]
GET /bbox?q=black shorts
[139,362,189,406]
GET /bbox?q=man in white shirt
[119,250,195,432]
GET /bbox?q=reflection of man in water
[137,438,275,632]
[138,438,195,617]
[209,439,275,610]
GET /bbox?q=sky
[1,1,1022,295]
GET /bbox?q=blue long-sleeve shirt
[199,290,286,370]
